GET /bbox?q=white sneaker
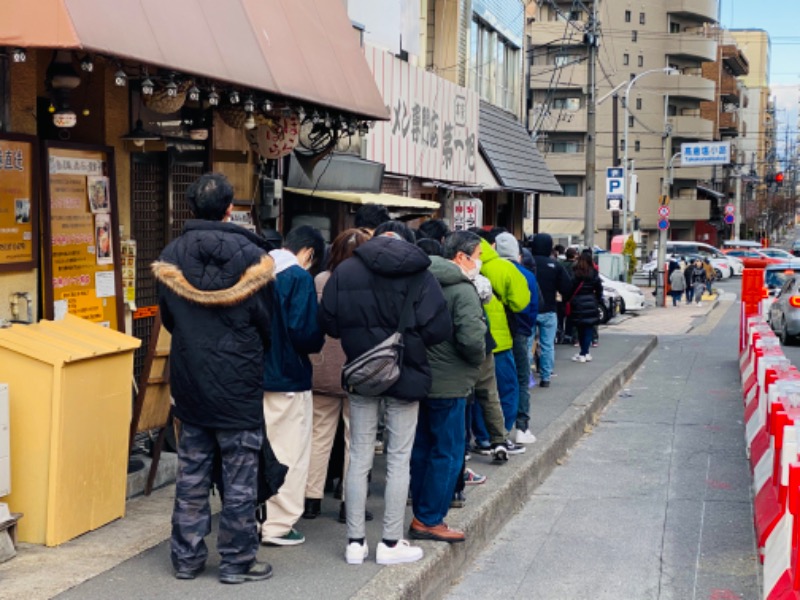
[584,353,592,362]
[345,541,368,565]
[515,429,537,444]
[696,302,702,307]
[571,354,586,363]
[376,540,423,565]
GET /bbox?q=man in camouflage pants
[154,173,276,584]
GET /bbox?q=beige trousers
[305,394,350,500]
[261,390,313,540]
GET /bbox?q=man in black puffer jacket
[153,173,275,585]
[320,221,451,566]
[527,233,572,388]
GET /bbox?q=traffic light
[776,172,785,186]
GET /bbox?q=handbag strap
[396,273,426,333]
[568,280,584,303]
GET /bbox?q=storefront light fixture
[297,106,306,121]
[48,51,81,90]
[187,85,201,102]
[228,90,240,105]
[121,119,161,147]
[324,113,333,129]
[140,77,155,96]
[262,99,273,113]
[208,87,220,106]
[164,76,178,98]
[244,114,256,130]
[53,109,77,129]
[243,96,255,114]
[80,56,94,73]
[114,69,127,87]
[11,48,26,63]
[311,110,321,125]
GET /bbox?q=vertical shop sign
[364,46,479,184]
[453,198,483,231]
[0,134,38,271]
[43,144,123,330]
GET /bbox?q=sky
[721,0,800,153]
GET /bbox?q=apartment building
[528,0,723,248]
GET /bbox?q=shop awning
[697,185,726,200]
[538,219,584,236]
[478,101,561,194]
[0,0,388,121]
[285,188,440,211]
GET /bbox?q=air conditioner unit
[0,384,8,497]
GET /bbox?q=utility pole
[583,0,599,249]
[733,169,742,240]
[656,104,671,308]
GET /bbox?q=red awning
[0,0,389,121]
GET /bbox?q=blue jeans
[346,394,418,541]
[577,324,593,356]
[535,312,558,382]
[511,334,533,431]
[171,423,261,575]
[410,397,466,526]
[494,349,519,433]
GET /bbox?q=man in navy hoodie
[260,226,325,547]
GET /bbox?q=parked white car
[600,274,646,313]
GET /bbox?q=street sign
[657,218,670,231]
[680,141,731,166]
[658,206,670,218]
[724,204,735,215]
[724,214,735,225]
[606,167,624,211]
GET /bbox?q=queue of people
[154,173,602,583]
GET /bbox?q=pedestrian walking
[687,259,708,307]
[409,231,487,544]
[568,250,603,363]
[304,228,372,524]
[703,258,716,296]
[668,264,686,306]
[528,233,573,388]
[153,172,275,584]
[260,226,326,547]
[320,221,451,566]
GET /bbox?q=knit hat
[495,232,520,261]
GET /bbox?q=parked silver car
[768,273,800,344]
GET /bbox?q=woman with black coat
[568,251,603,363]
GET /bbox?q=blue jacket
[513,262,539,337]
[262,249,324,392]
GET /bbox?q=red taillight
[789,296,800,308]
[763,287,769,299]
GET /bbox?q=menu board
[43,144,123,330]
[0,134,38,271]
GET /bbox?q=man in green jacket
[409,231,487,543]
[470,237,530,455]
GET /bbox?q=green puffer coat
[479,239,531,352]
[426,256,487,398]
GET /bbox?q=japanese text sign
[680,142,731,166]
[0,135,37,270]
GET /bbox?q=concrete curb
[352,334,658,600]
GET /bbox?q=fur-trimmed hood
[153,220,275,307]
[153,254,274,307]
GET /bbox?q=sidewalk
[2,334,657,600]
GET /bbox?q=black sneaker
[450,491,466,508]
[219,561,273,585]
[491,445,508,462]
[174,565,205,580]
[471,442,492,456]
[502,440,526,456]
[539,380,551,388]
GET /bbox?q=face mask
[466,258,482,280]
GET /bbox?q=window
[670,22,681,34]
[620,140,626,151]
[634,140,641,152]
[623,53,629,66]
[632,30,638,42]
[470,17,519,111]
[636,98,642,110]
[553,97,581,110]
[628,116,634,127]
[625,10,631,22]
[550,141,582,153]
[638,55,644,67]
[554,54,572,67]
[561,182,580,196]
[630,73,636,80]
[639,12,645,25]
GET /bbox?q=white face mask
[466,258,482,280]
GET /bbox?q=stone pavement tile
[514,498,666,600]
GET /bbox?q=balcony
[667,0,718,24]
[671,165,714,182]
[671,115,715,140]
[529,109,587,133]
[648,72,716,102]
[667,31,718,62]
[528,21,586,46]
[538,195,585,219]
[722,44,749,76]
[542,151,586,176]
[529,61,586,90]
[719,111,740,134]
[720,72,740,102]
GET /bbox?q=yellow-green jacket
[479,239,531,352]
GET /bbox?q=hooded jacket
[153,220,274,430]
[479,239,531,353]
[568,269,603,326]
[529,233,573,314]
[319,235,452,401]
[426,256,487,397]
[261,249,325,392]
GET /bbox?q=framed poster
[0,133,39,271]
[42,142,124,331]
